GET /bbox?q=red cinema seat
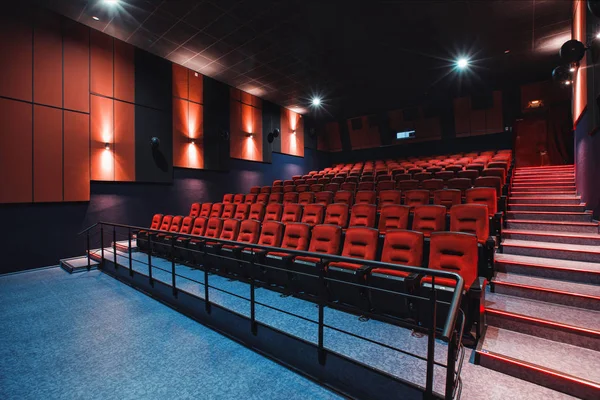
[397,179,419,191]
[154,215,183,255]
[358,182,375,192]
[264,203,283,222]
[331,177,345,185]
[203,219,241,270]
[447,178,472,196]
[414,172,433,182]
[269,193,283,204]
[263,222,312,286]
[340,182,357,192]
[234,204,250,220]
[310,184,324,193]
[296,184,310,193]
[482,168,506,186]
[487,161,508,171]
[325,183,340,193]
[221,203,237,219]
[404,190,430,210]
[222,194,234,204]
[261,186,272,194]
[298,192,315,205]
[465,188,497,216]
[306,178,318,186]
[284,180,295,186]
[315,191,334,206]
[318,178,330,185]
[427,166,442,174]
[273,180,283,186]
[434,171,455,181]
[271,186,283,194]
[292,175,302,181]
[220,219,262,275]
[395,173,412,182]
[189,203,201,217]
[137,214,163,251]
[445,165,463,173]
[422,179,444,193]
[378,205,410,234]
[466,164,485,173]
[457,170,479,183]
[301,204,325,226]
[160,215,194,257]
[200,203,212,218]
[349,204,377,228]
[257,193,269,204]
[210,203,224,218]
[283,192,299,204]
[378,190,401,211]
[186,217,222,265]
[369,230,424,317]
[176,216,208,262]
[376,180,395,194]
[291,224,342,295]
[244,194,257,204]
[474,176,502,199]
[324,203,350,228]
[249,203,266,221]
[242,221,285,278]
[334,190,354,207]
[355,191,376,205]
[283,185,296,193]
[433,189,462,210]
[281,204,302,223]
[233,194,245,204]
[412,205,446,238]
[250,186,261,194]
[327,227,379,308]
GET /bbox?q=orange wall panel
[33,106,63,202]
[63,19,90,113]
[33,10,62,108]
[114,40,134,103]
[63,111,90,201]
[114,101,135,181]
[90,30,113,98]
[90,94,114,181]
[172,64,188,100]
[281,109,304,157]
[173,98,189,167]
[230,95,263,162]
[189,69,203,104]
[347,116,381,150]
[0,99,32,203]
[0,8,32,102]
[188,101,204,168]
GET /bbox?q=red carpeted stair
[476,164,600,399]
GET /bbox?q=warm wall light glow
[101,147,113,173]
[456,58,469,69]
[596,32,600,39]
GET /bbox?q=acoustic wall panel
[33,10,62,108]
[90,29,113,98]
[63,19,90,113]
[281,108,304,157]
[172,64,188,100]
[203,76,230,171]
[114,100,135,181]
[63,111,90,201]
[90,94,114,181]
[188,69,203,104]
[0,99,32,203]
[134,48,171,111]
[0,7,32,102]
[188,101,203,169]
[33,105,63,202]
[173,98,189,168]
[453,97,471,135]
[135,105,172,183]
[114,40,135,103]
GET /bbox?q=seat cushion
[421,276,463,289]
[266,251,293,259]
[371,268,410,278]
[328,261,362,271]
[294,256,322,264]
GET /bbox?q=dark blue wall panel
[574,110,600,218]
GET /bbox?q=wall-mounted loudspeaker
[150,136,160,149]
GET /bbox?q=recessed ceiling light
[311,97,321,106]
[103,0,119,5]
[504,50,510,54]
[92,16,100,21]
[597,32,600,39]
[456,58,469,69]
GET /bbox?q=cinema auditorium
[1,1,599,399]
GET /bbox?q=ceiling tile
[185,54,214,71]
[183,2,224,30]
[150,37,179,58]
[183,31,218,53]
[159,0,201,19]
[200,40,234,60]
[141,10,177,37]
[203,14,240,38]
[167,47,197,65]
[164,21,199,46]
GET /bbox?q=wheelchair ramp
[476,164,600,399]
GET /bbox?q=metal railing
[81,222,467,399]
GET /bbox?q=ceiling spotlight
[597,32,600,39]
[311,97,321,106]
[504,50,510,54]
[456,58,469,69]
[92,16,100,21]
[103,0,119,5]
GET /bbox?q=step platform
[60,256,99,274]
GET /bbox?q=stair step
[512,178,575,184]
[508,203,587,212]
[502,239,600,263]
[502,229,600,246]
[492,272,600,310]
[485,292,600,350]
[506,211,593,222]
[508,196,581,204]
[510,191,578,196]
[476,327,600,399]
[495,253,600,284]
[506,219,599,234]
[515,165,574,171]
[509,186,577,192]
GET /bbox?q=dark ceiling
[35,0,572,118]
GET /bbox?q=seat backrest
[205,218,223,238]
[358,181,375,192]
[301,204,325,226]
[340,227,378,261]
[210,203,224,218]
[150,214,163,230]
[271,186,282,194]
[200,203,212,218]
[273,179,283,186]
[317,178,330,185]
[331,177,345,184]
[465,187,497,215]
[221,203,236,219]
[381,230,424,267]
[244,194,257,204]
[219,219,241,241]
[349,204,377,228]
[457,169,479,182]
[429,232,478,289]
[395,173,412,182]
[433,189,462,210]
[435,171,455,181]
[340,182,357,192]
[249,203,266,221]
[256,193,269,204]
[404,190,430,209]
[233,204,249,220]
[414,172,433,182]
[315,191,334,206]
[412,205,446,237]
[236,219,261,244]
[306,178,318,186]
[168,215,184,233]
[191,217,208,236]
[222,194,233,204]
[233,194,245,204]
[450,204,489,244]
[482,168,506,185]
[189,203,201,217]
[296,184,310,193]
[377,174,392,182]
[361,175,374,182]
[324,203,350,228]
[283,192,299,204]
[334,190,354,207]
[310,184,324,192]
[281,204,302,223]
[447,178,472,193]
[397,179,419,191]
[261,186,272,194]
[378,190,401,210]
[264,203,283,222]
[474,176,502,197]
[256,221,284,247]
[355,190,376,205]
[422,179,444,192]
[298,191,315,205]
[250,186,261,194]
[325,183,340,193]
[179,216,194,234]
[487,161,508,171]
[283,185,296,193]
[269,193,283,204]
[308,224,342,255]
[284,180,295,186]
[281,222,311,251]
[378,205,410,233]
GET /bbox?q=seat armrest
[469,277,487,295]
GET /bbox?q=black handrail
[84,221,464,342]
[77,223,98,236]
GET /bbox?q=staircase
[476,165,600,399]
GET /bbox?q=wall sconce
[290,129,297,135]
[245,133,254,139]
[104,142,110,150]
[190,138,196,145]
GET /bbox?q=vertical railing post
[317,259,326,365]
[128,227,133,277]
[445,330,458,400]
[100,225,104,264]
[113,226,117,269]
[425,276,437,399]
[204,243,211,314]
[171,238,178,297]
[86,230,91,271]
[250,277,257,335]
[148,234,153,287]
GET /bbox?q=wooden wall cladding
[280,109,304,157]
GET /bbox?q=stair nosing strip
[496,257,600,274]
[502,241,600,254]
[476,348,600,388]
[492,280,600,301]
[506,219,597,226]
[486,308,600,336]
[502,229,600,240]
